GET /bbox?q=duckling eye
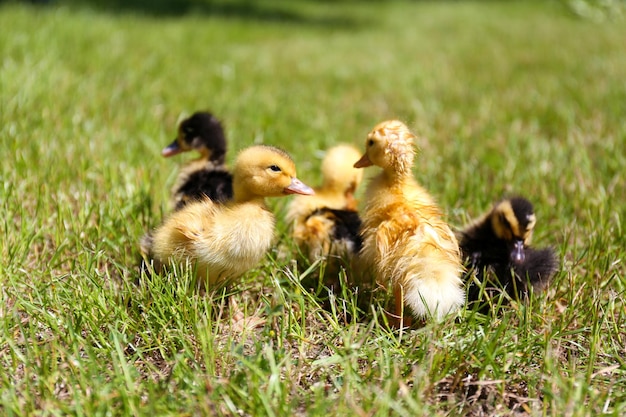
[368,139,374,147]
[269,165,281,172]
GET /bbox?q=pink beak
[284,178,315,195]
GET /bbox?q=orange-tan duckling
[286,144,364,270]
[163,111,233,210]
[142,145,314,288]
[353,120,464,324]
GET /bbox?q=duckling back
[293,207,363,263]
[359,179,464,320]
[286,144,363,271]
[173,167,233,210]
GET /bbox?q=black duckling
[458,196,558,310]
[163,111,233,210]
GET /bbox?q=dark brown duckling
[458,197,558,311]
[163,111,233,210]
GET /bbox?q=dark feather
[310,207,363,253]
[174,170,233,210]
[460,197,558,313]
[179,112,227,164]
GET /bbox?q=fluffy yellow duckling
[286,144,364,268]
[163,111,233,210]
[459,196,558,311]
[143,145,314,288]
[354,120,464,324]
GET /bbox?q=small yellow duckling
[354,120,464,324]
[458,197,558,311]
[286,144,364,269]
[143,145,314,288]
[163,111,233,210]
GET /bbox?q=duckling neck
[196,149,225,165]
[382,167,412,185]
[195,148,210,161]
[321,178,346,193]
[232,186,267,206]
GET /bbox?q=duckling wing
[297,208,363,260]
[286,191,350,226]
[371,206,419,258]
[152,200,275,284]
[175,170,234,209]
[293,210,335,261]
[515,247,558,292]
[324,208,363,253]
[165,199,221,248]
[149,199,219,265]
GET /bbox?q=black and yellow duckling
[458,196,558,310]
[142,145,314,289]
[163,111,233,210]
[353,120,464,325]
[286,144,364,275]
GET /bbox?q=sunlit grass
[1,0,625,415]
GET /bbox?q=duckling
[163,111,233,210]
[286,144,364,271]
[353,120,464,324]
[458,197,558,310]
[143,145,314,288]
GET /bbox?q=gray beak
[510,240,526,264]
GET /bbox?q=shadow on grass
[21,0,371,28]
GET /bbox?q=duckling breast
[151,200,276,285]
[193,203,276,281]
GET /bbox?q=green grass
[2,0,626,415]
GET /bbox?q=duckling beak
[284,178,315,195]
[353,154,372,168]
[161,139,182,157]
[510,240,526,264]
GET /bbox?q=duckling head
[491,197,537,264]
[321,144,364,199]
[232,145,314,202]
[161,111,227,164]
[353,120,416,176]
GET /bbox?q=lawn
[1,0,625,415]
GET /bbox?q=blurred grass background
[1,0,625,415]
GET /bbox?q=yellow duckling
[286,144,364,269]
[143,145,314,288]
[163,111,233,210]
[353,120,464,324]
